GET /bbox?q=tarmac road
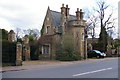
[2,58,118,78]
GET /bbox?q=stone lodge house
[38,4,87,60]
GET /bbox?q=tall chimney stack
[65,4,70,17]
[76,8,80,20]
[80,9,84,20]
[61,4,66,15]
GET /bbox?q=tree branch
[104,12,113,27]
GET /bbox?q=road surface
[2,58,118,78]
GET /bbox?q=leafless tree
[84,8,99,43]
[85,0,117,52]
[15,28,22,40]
[23,29,40,40]
[95,0,116,37]
[88,15,98,42]
[95,0,116,51]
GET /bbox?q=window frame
[42,44,50,54]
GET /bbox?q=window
[46,26,50,34]
[42,45,50,54]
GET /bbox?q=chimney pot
[76,8,80,20]
[65,4,70,17]
[77,8,79,11]
[80,9,82,12]
[62,4,64,7]
[66,5,68,8]
[61,4,70,18]
[80,9,84,19]
[61,4,66,14]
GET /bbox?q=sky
[119,1,120,38]
[0,0,119,38]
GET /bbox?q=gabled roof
[50,10,77,27]
[50,10,61,27]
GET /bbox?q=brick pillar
[16,42,22,66]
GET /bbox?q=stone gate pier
[23,35,30,61]
[16,42,22,66]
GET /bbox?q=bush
[55,34,81,61]
[56,49,80,61]
[2,40,16,66]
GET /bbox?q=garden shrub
[55,34,81,61]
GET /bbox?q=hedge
[2,40,16,66]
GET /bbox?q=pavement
[1,57,118,73]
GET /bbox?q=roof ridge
[50,9,77,28]
[50,10,60,13]
[50,10,76,17]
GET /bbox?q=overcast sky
[0,0,119,37]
